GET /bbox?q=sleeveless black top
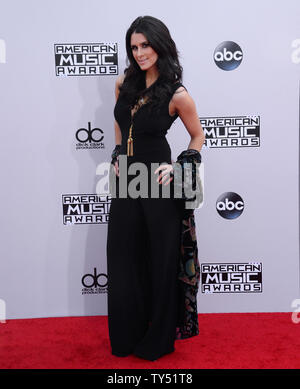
[113,81,186,164]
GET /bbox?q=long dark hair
[119,15,183,113]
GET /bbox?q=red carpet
[0,313,299,369]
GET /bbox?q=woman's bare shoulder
[116,73,126,87]
[115,74,126,100]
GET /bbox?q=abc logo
[216,192,244,219]
[82,268,108,288]
[214,41,243,71]
[76,122,104,143]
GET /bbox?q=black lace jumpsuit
[106,81,187,361]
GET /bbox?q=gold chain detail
[127,124,133,156]
[127,97,148,157]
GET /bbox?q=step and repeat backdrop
[0,0,299,319]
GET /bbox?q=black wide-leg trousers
[106,193,182,361]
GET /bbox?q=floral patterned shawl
[173,149,202,340]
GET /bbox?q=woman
[106,15,205,361]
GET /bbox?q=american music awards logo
[201,263,263,293]
[54,43,118,76]
[201,116,260,148]
[62,194,111,225]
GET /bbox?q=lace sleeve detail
[172,149,203,209]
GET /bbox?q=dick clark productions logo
[81,268,108,295]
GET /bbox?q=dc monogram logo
[76,122,104,143]
[214,41,243,70]
[81,268,108,288]
[216,192,244,219]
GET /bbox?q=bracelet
[111,144,121,164]
[176,149,202,164]
[172,149,202,201]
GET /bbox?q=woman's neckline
[144,74,160,90]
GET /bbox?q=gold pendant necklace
[127,97,147,157]
[127,124,133,156]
